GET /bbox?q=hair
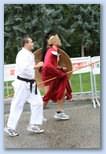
[21,36,31,47]
[42,30,56,61]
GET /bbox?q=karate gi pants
[7,80,43,130]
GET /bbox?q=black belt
[17,76,37,94]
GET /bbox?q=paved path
[4,100,100,149]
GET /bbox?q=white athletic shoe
[4,127,19,137]
[27,125,44,133]
[54,112,70,120]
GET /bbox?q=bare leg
[56,98,64,112]
[43,86,49,108]
[54,96,70,120]
[56,90,66,112]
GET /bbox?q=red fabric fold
[42,47,72,102]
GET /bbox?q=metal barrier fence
[4,56,100,108]
[71,56,100,108]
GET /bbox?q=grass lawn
[71,73,100,92]
[4,73,100,98]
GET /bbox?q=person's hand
[62,66,67,71]
[34,61,44,69]
[57,66,61,69]
[57,66,67,71]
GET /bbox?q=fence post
[79,73,83,95]
[92,57,100,107]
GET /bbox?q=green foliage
[4,4,100,64]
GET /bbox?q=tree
[69,5,100,56]
[4,4,100,64]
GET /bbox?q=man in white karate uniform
[4,36,44,136]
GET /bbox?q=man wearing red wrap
[42,33,72,120]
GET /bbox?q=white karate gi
[7,48,44,130]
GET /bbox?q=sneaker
[27,125,44,133]
[54,112,70,120]
[4,127,19,137]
